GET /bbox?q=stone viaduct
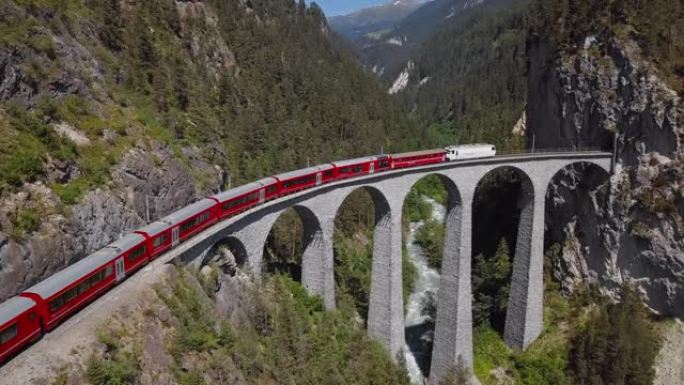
[176,152,612,383]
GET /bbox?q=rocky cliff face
[528,32,684,316]
[0,1,226,301]
[0,141,221,301]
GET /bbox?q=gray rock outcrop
[528,32,684,315]
[0,143,222,301]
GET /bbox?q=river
[404,197,445,384]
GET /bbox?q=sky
[306,0,392,17]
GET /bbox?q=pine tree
[568,284,660,385]
[99,0,124,51]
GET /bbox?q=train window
[0,324,17,345]
[153,234,169,248]
[63,288,77,303]
[266,185,277,194]
[90,271,103,286]
[49,297,63,312]
[128,246,146,263]
[324,170,333,177]
[340,166,363,174]
[28,312,35,321]
[78,281,91,295]
[181,219,194,232]
[283,175,315,188]
[105,266,113,277]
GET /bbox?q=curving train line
[0,144,500,363]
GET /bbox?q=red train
[0,148,455,363]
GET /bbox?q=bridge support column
[503,182,544,350]
[301,221,335,310]
[430,187,473,383]
[368,206,404,358]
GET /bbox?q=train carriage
[109,233,149,274]
[211,177,279,219]
[20,247,126,331]
[390,149,446,169]
[135,199,218,258]
[445,144,496,161]
[331,156,389,179]
[274,164,335,195]
[0,297,41,363]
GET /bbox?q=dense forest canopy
[0,0,425,197]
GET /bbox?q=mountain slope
[389,0,527,151]
[0,0,416,301]
[329,0,424,42]
[345,0,508,78]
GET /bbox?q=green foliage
[404,188,434,223]
[1,0,419,205]
[157,270,220,355]
[471,246,662,385]
[264,208,304,279]
[402,244,418,308]
[567,284,661,385]
[10,208,40,239]
[52,178,88,205]
[413,175,449,206]
[0,133,45,189]
[472,238,512,331]
[530,0,684,93]
[159,268,411,385]
[334,231,373,320]
[397,1,528,152]
[86,354,140,385]
[473,324,570,385]
[404,176,449,225]
[473,325,515,382]
[415,219,445,270]
[86,329,140,385]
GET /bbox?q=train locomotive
[0,144,495,363]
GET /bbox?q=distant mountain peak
[329,0,426,41]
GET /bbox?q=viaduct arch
[179,153,612,383]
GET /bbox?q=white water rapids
[403,197,445,384]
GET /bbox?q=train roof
[210,177,278,202]
[135,220,169,237]
[391,149,446,158]
[445,143,495,149]
[108,233,146,251]
[24,247,121,299]
[154,199,215,229]
[273,164,334,181]
[0,297,36,326]
[331,156,379,168]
